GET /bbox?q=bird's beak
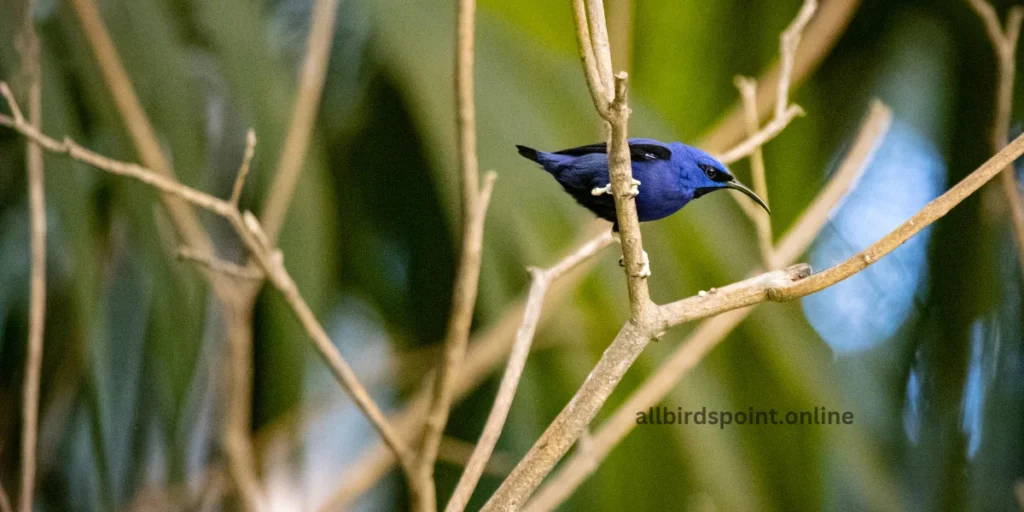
[725,179,771,215]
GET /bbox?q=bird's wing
[553,142,672,161]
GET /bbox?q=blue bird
[516,138,770,231]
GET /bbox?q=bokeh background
[1,0,1023,510]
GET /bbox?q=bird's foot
[619,250,651,278]
[591,184,613,196]
[626,178,641,198]
[635,250,651,278]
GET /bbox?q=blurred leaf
[802,118,945,353]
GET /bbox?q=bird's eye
[700,163,730,182]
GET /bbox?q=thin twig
[716,104,804,165]
[0,93,415,486]
[230,129,257,208]
[260,0,342,244]
[413,0,494,506]
[416,168,495,510]
[221,292,265,512]
[571,0,610,117]
[445,233,613,512]
[965,0,1024,274]
[776,0,818,119]
[67,0,211,251]
[700,0,861,154]
[736,76,774,267]
[318,225,613,511]
[524,102,891,510]
[322,0,857,501]
[770,132,1024,300]
[487,131,1024,512]
[16,1,45,509]
[770,100,891,268]
[585,0,614,98]
[177,248,264,281]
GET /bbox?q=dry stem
[0,95,415,490]
[67,0,211,251]
[736,76,774,267]
[487,129,1024,512]
[444,233,613,512]
[318,226,612,511]
[965,0,1024,273]
[700,0,861,154]
[14,0,45,508]
[524,102,891,510]
[260,0,341,243]
[413,0,497,506]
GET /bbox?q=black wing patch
[554,142,671,161]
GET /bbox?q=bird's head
[671,143,771,215]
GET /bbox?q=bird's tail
[516,145,540,163]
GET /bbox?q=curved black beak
[725,179,771,215]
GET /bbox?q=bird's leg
[617,248,651,279]
[634,250,651,278]
[591,184,612,196]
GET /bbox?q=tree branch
[523,101,891,511]
[770,100,891,268]
[0,95,418,491]
[230,129,257,209]
[965,0,1024,273]
[486,128,1024,511]
[414,0,498,506]
[776,0,818,119]
[325,0,859,503]
[444,232,613,512]
[259,0,341,244]
[66,0,211,252]
[12,0,45,508]
[317,225,613,511]
[736,76,774,266]
[700,0,861,154]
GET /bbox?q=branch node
[230,129,257,208]
[0,82,24,124]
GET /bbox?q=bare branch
[0,94,416,488]
[413,0,496,506]
[67,0,211,252]
[524,102,892,511]
[486,129,1024,512]
[571,0,610,116]
[772,132,1024,300]
[700,0,861,154]
[523,308,751,512]
[177,248,264,281]
[221,295,265,512]
[716,104,804,165]
[230,129,257,208]
[965,0,1024,274]
[416,168,497,510]
[770,100,891,268]
[445,232,613,512]
[0,83,23,124]
[606,73,654,319]
[736,76,773,267]
[260,0,342,244]
[776,0,818,118]
[15,2,45,509]
[585,0,614,96]
[318,226,613,511]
